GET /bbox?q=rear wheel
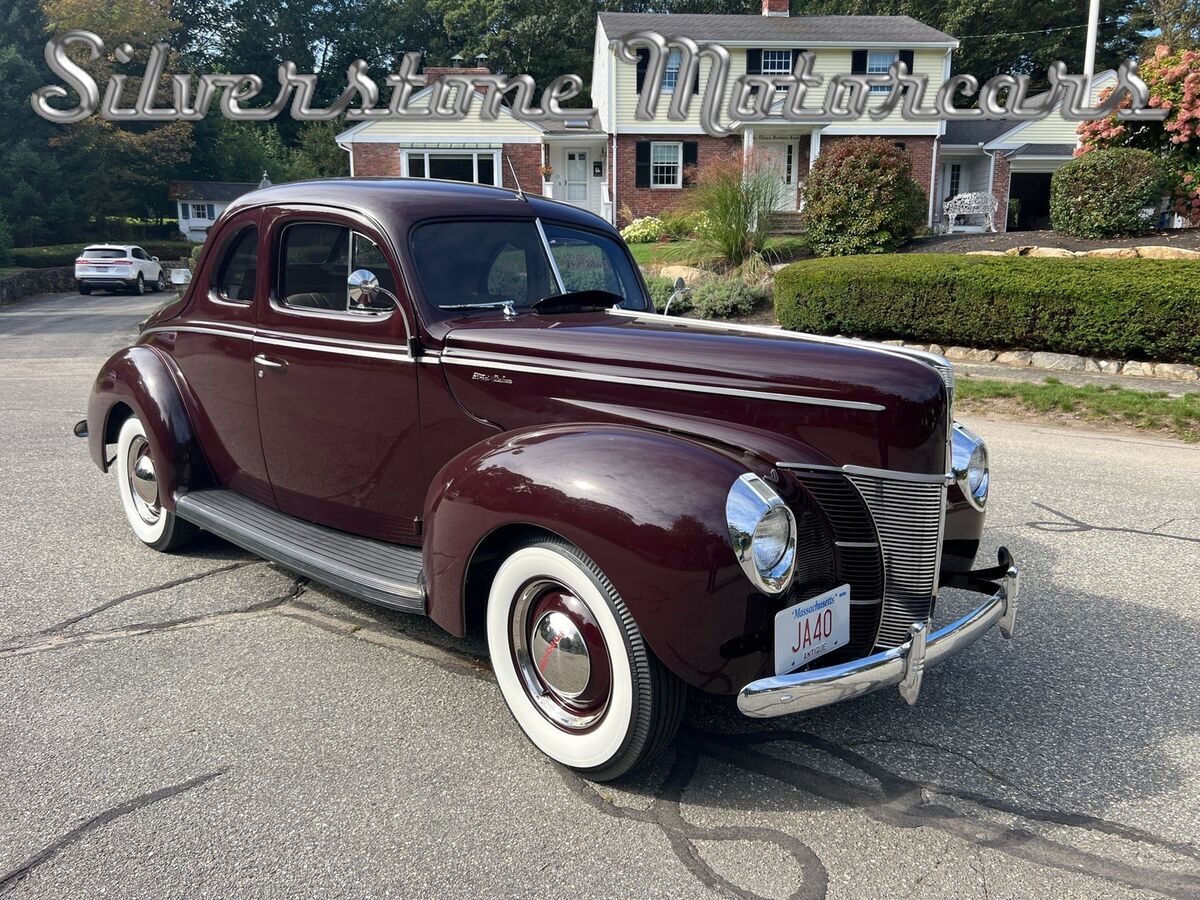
[77,282,91,295]
[114,416,196,552]
[486,537,685,781]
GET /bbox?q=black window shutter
[635,141,651,188]
[851,50,867,74]
[635,48,649,93]
[682,142,698,186]
[747,49,762,74]
[898,49,915,73]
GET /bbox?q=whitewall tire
[115,416,196,552]
[486,537,685,781]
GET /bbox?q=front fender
[86,345,210,509]
[423,424,784,693]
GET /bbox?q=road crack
[0,577,305,660]
[0,771,224,895]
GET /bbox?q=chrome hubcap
[511,580,611,731]
[126,436,161,524]
[530,611,591,700]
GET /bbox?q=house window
[191,203,214,220]
[948,163,961,198]
[403,150,501,186]
[761,49,793,92]
[786,143,794,182]
[867,51,898,93]
[650,142,683,188]
[663,50,681,93]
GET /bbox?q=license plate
[95,265,110,271]
[774,584,850,675]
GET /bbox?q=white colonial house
[168,175,270,241]
[337,1,1106,232]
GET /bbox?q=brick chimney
[762,0,789,15]
[422,66,490,84]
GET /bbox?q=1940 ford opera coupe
[79,179,1018,781]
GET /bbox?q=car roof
[83,244,136,251]
[222,178,617,235]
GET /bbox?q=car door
[162,210,275,505]
[253,208,424,544]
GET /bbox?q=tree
[793,0,1152,93]
[1145,0,1200,50]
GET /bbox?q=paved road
[3,292,1199,899]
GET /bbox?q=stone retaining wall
[0,267,75,306]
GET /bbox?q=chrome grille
[846,473,946,648]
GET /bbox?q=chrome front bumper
[738,551,1019,718]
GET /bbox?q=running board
[175,489,426,614]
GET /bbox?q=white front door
[758,141,797,211]
[565,150,589,206]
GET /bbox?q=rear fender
[86,345,210,509]
[423,424,785,692]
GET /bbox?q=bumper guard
[738,548,1019,718]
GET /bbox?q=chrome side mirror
[347,268,398,313]
[663,275,690,316]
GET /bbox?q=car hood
[438,310,950,474]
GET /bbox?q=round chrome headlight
[726,473,797,595]
[951,423,989,510]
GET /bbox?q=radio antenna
[506,156,526,200]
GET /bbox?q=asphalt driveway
[2,292,1198,899]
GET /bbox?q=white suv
[75,245,166,295]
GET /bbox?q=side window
[132,247,146,260]
[279,223,349,311]
[214,227,258,303]
[542,224,646,309]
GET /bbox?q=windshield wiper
[439,301,512,310]
[532,290,623,315]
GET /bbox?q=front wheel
[131,274,145,295]
[153,271,166,292]
[115,416,196,552]
[486,537,685,781]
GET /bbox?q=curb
[875,340,1200,384]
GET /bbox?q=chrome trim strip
[255,334,412,362]
[536,218,567,294]
[777,461,952,484]
[144,325,415,363]
[441,355,886,412]
[144,325,253,341]
[737,561,1019,718]
[834,540,878,549]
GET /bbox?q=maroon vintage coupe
[78,179,1018,780]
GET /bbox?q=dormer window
[663,50,682,93]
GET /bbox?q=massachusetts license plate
[774,584,851,675]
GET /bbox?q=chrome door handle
[253,354,287,369]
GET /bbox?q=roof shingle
[598,13,957,45]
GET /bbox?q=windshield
[410,220,648,314]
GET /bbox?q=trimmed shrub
[799,137,926,256]
[690,279,765,319]
[644,274,693,315]
[1050,149,1168,237]
[774,254,1200,364]
[10,241,194,268]
[621,217,665,243]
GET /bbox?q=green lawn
[629,236,808,268]
[957,375,1200,442]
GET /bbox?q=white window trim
[650,141,683,190]
[401,149,503,187]
[662,49,682,94]
[760,49,793,74]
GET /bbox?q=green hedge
[11,241,194,269]
[774,254,1200,364]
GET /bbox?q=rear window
[83,248,126,259]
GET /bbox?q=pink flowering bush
[1077,45,1200,225]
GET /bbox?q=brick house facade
[338,3,1096,233]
